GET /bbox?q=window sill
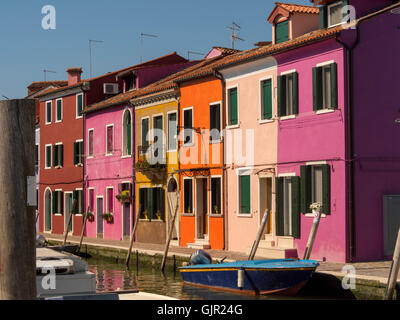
[259,119,274,124]
[181,143,194,148]
[45,167,51,170]
[237,213,253,218]
[87,156,94,160]
[226,124,240,130]
[105,153,113,157]
[316,109,335,115]
[209,140,222,145]
[181,213,195,217]
[121,155,132,159]
[167,149,177,153]
[55,120,63,124]
[74,214,83,217]
[304,213,327,218]
[279,115,296,121]
[209,213,223,218]
[45,122,52,125]
[54,213,63,216]
[75,116,83,120]
[75,164,83,167]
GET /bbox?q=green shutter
[319,6,328,28]
[240,175,250,214]
[46,102,51,123]
[291,177,301,239]
[142,119,149,146]
[322,164,331,214]
[73,191,78,214]
[57,100,62,121]
[53,145,58,167]
[147,188,154,220]
[330,63,338,108]
[73,142,78,165]
[60,145,64,167]
[275,178,284,236]
[262,79,273,120]
[60,192,64,215]
[229,88,238,125]
[275,21,289,44]
[277,75,284,117]
[313,67,323,111]
[127,123,132,155]
[300,165,312,213]
[52,191,57,214]
[292,72,299,115]
[77,94,83,117]
[46,146,51,168]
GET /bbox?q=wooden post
[303,208,323,260]
[77,207,90,253]
[125,204,141,266]
[0,99,36,300]
[384,228,400,300]
[63,200,77,245]
[161,193,180,272]
[248,209,270,260]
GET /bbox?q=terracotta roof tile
[275,2,319,14]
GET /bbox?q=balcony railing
[136,144,167,181]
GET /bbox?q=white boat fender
[237,268,245,289]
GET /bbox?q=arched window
[44,188,52,231]
[122,109,132,156]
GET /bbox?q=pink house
[83,53,194,240]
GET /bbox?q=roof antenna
[89,39,104,78]
[226,21,244,49]
[187,51,204,60]
[140,33,158,63]
[43,69,56,81]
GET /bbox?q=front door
[64,193,73,232]
[45,191,52,231]
[97,197,104,237]
[196,178,208,239]
[259,177,272,235]
[123,203,131,239]
[383,195,400,256]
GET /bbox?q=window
[35,145,39,166]
[52,191,63,214]
[106,125,114,155]
[88,129,94,157]
[227,88,238,126]
[183,179,193,214]
[74,141,84,166]
[183,108,193,145]
[276,176,300,238]
[313,63,338,111]
[277,72,298,117]
[300,164,331,214]
[239,175,251,214]
[261,79,273,120]
[45,145,52,169]
[141,118,149,149]
[122,110,132,156]
[73,190,84,214]
[168,112,177,151]
[46,101,52,124]
[211,177,221,215]
[53,144,64,167]
[139,188,165,220]
[153,115,163,159]
[320,1,348,28]
[210,104,221,142]
[125,76,136,92]
[76,93,84,118]
[275,20,289,44]
[106,187,114,214]
[88,189,94,212]
[56,99,62,122]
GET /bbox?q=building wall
[179,77,224,250]
[275,39,347,262]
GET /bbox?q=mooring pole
[248,209,270,260]
[384,228,400,300]
[125,204,141,266]
[161,193,180,272]
[77,207,90,253]
[303,207,323,260]
[0,99,36,300]
[63,200,77,245]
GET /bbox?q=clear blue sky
[0,0,313,98]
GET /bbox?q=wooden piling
[77,207,91,253]
[248,209,270,260]
[384,228,400,300]
[125,205,141,266]
[303,208,323,260]
[63,200,77,245]
[0,99,36,300]
[161,193,180,272]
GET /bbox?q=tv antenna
[226,21,244,49]
[89,39,104,78]
[140,33,158,63]
[187,51,204,60]
[2,94,10,100]
[43,69,56,81]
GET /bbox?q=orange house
[175,51,236,250]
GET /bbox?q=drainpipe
[176,83,182,246]
[131,101,136,241]
[214,70,227,251]
[335,24,360,262]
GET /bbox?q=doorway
[196,178,208,239]
[64,192,73,233]
[97,197,104,238]
[383,195,400,256]
[44,189,52,232]
[259,177,273,235]
[123,203,131,240]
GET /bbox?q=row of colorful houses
[32,0,400,263]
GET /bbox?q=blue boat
[179,259,319,296]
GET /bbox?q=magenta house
[82,53,194,240]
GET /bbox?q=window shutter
[147,188,154,220]
[52,192,57,214]
[142,119,149,146]
[313,67,323,111]
[60,192,64,215]
[229,88,238,125]
[300,165,312,213]
[53,145,58,167]
[292,72,299,115]
[275,177,284,236]
[73,191,78,214]
[291,177,301,239]
[262,80,273,120]
[322,164,331,214]
[127,122,132,155]
[57,100,62,120]
[275,21,289,44]
[46,146,51,168]
[330,63,338,108]
[277,75,284,117]
[47,103,51,123]
[60,145,64,167]
[77,94,83,117]
[319,5,328,28]
[160,188,165,221]
[239,175,250,214]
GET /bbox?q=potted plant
[156,210,162,220]
[213,206,219,214]
[116,190,131,203]
[102,212,114,223]
[85,211,95,222]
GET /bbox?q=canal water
[85,256,358,300]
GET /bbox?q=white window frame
[121,108,132,158]
[237,168,252,217]
[105,124,114,156]
[96,195,104,235]
[182,107,194,147]
[45,144,52,169]
[87,128,94,159]
[75,139,84,166]
[141,116,150,151]
[54,142,63,168]
[45,101,52,125]
[182,177,194,215]
[328,1,346,28]
[43,187,52,232]
[210,175,223,217]
[259,76,274,124]
[209,101,222,144]
[55,98,63,123]
[106,186,114,214]
[54,189,63,216]
[226,85,240,129]
[167,111,178,152]
[76,93,84,119]
[75,188,84,216]
[64,191,73,233]
[87,187,95,212]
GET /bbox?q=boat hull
[180,259,318,296]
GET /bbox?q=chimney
[66,67,83,85]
